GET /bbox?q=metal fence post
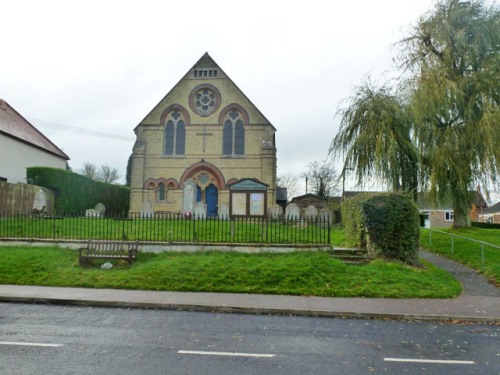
[451,236,454,254]
[481,243,485,271]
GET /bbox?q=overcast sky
[8,0,493,198]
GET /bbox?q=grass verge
[0,246,460,298]
[420,227,499,286]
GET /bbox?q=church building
[129,53,277,217]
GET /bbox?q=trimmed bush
[27,167,129,214]
[342,193,420,265]
[471,221,500,229]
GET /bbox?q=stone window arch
[163,109,186,155]
[157,182,165,201]
[222,108,245,156]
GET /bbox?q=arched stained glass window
[222,110,245,156]
[163,110,185,155]
[176,120,185,155]
[234,120,244,155]
[223,120,233,155]
[164,121,174,155]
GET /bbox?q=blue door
[206,184,218,217]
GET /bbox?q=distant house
[477,202,500,224]
[291,193,329,211]
[340,190,487,228]
[0,99,69,183]
[417,191,487,228]
[291,193,342,223]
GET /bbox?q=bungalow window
[445,211,454,221]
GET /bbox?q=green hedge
[342,193,420,265]
[471,221,500,229]
[27,167,129,214]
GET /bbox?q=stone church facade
[129,53,277,217]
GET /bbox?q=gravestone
[285,203,300,221]
[303,205,318,220]
[32,189,47,215]
[182,179,197,215]
[319,208,333,228]
[95,203,106,216]
[141,200,154,218]
[218,203,229,220]
[268,204,283,219]
[193,201,207,219]
[85,209,99,217]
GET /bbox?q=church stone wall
[129,53,277,216]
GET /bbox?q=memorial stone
[218,203,229,220]
[182,179,197,215]
[95,203,106,216]
[141,200,154,218]
[303,205,318,220]
[85,209,99,217]
[285,203,300,221]
[193,201,207,219]
[268,204,283,219]
[319,208,333,228]
[32,189,47,214]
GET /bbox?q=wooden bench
[79,240,138,266]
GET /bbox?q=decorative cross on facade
[196,126,213,153]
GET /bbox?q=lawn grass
[0,246,461,298]
[0,216,331,245]
[420,227,499,285]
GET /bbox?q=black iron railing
[0,212,331,245]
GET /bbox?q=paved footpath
[0,250,498,323]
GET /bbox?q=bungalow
[338,190,487,228]
[477,202,500,224]
[417,191,487,228]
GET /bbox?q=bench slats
[79,240,138,266]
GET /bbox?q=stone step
[327,248,374,265]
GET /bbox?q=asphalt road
[0,303,498,374]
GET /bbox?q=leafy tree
[125,154,132,187]
[330,81,419,197]
[400,0,500,227]
[303,159,340,197]
[332,0,499,228]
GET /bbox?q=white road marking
[0,341,63,348]
[384,358,475,365]
[178,350,275,358]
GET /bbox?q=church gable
[138,53,274,128]
[129,53,277,217]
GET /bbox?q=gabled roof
[417,191,488,210]
[136,52,275,130]
[227,178,269,190]
[482,201,500,214]
[292,193,328,202]
[0,99,69,160]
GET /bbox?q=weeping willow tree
[400,0,500,227]
[330,82,419,197]
[332,0,499,228]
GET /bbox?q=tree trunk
[453,197,471,228]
